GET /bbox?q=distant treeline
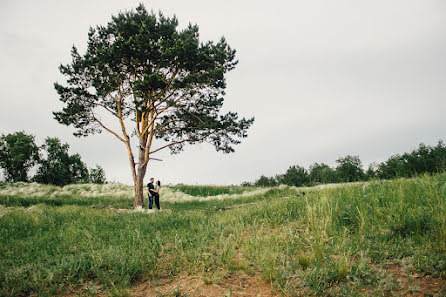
[0,131,105,186]
[245,140,446,187]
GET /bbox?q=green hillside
[0,175,445,296]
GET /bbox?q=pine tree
[54,5,253,207]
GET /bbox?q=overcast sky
[1,0,445,185]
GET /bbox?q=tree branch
[94,117,126,143]
[149,130,217,155]
[117,86,131,143]
[97,103,119,118]
[143,116,155,166]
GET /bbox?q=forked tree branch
[149,130,217,155]
[94,117,126,143]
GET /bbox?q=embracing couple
[147,177,161,210]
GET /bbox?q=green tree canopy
[0,131,39,182]
[335,155,365,182]
[281,165,309,187]
[365,162,378,180]
[377,141,446,179]
[254,175,277,187]
[34,138,89,186]
[309,162,337,185]
[54,4,253,207]
[431,140,446,172]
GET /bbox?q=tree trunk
[133,142,149,209]
[134,175,145,208]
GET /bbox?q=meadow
[0,175,445,296]
[167,184,257,197]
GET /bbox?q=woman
[153,180,161,210]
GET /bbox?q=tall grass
[0,182,134,199]
[169,184,255,197]
[0,182,267,207]
[0,174,445,296]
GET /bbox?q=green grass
[163,187,298,211]
[168,184,255,197]
[0,175,445,296]
[0,195,133,208]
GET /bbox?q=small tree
[34,138,89,186]
[54,5,253,208]
[335,155,365,182]
[89,165,106,184]
[0,131,39,182]
[308,162,336,185]
[282,165,309,187]
[365,162,378,180]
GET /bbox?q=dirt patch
[130,272,276,297]
[384,263,445,296]
[62,262,445,296]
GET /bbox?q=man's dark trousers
[148,194,153,209]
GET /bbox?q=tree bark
[133,140,149,208]
[134,176,145,208]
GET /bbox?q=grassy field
[0,175,445,296]
[168,184,256,197]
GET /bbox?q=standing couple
[147,177,161,210]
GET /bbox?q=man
[147,177,155,209]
